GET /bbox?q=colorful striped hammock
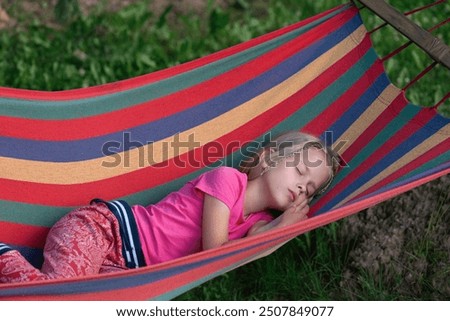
[0,3,449,300]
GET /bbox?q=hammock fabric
[0,3,449,300]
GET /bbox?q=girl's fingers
[294,200,309,215]
[292,198,308,209]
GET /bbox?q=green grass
[0,0,448,300]
[2,0,448,113]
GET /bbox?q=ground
[339,174,449,298]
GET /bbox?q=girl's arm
[247,198,309,236]
[245,200,309,259]
[202,194,231,250]
[202,194,309,250]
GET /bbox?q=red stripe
[311,96,432,213]
[108,237,292,300]
[0,31,369,206]
[311,165,450,241]
[0,5,350,101]
[0,9,358,141]
[2,236,291,300]
[302,45,382,135]
[1,222,49,248]
[349,138,450,202]
[340,93,408,163]
[3,163,448,301]
[2,165,448,300]
[0,116,278,206]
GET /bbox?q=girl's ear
[246,148,269,180]
[259,148,279,178]
[258,148,270,169]
[260,147,278,168]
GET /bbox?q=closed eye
[295,167,312,197]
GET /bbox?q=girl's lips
[289,190,296,202]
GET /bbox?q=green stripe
[223,48,380,171]
[392,150,450,185]
[328,104,420,192]
[0,47,383,227]
[0,8,346,120]
[0,167,208,227]
[279,50,380,129]
[154,245,275,300]
[0,202,73,227]
[0,109,445,227]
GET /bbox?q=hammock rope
[381,18,450,62]
[402,61,438,91]
[0,2,449,300]
[358,0,450,69]
[359,0,449,109]
[434,92,450,109]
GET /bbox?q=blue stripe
[327,73,391,139]
[354,160,450,203]
[0,6,351,119]
[318,112,448,213]
[0,237,280,298]
[223,50,379,169]
[0,16,364,162]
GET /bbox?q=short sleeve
[193,167,246,211]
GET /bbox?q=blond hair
[240,131,340,196]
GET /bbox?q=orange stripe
[0,26,367,185]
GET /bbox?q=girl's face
[261,147,330,211]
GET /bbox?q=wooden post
[357,0,450,70]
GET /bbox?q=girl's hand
[248,195,310,236]
[278,195,309,227]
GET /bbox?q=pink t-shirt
[132,167,273,265]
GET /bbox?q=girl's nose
[297,184,305,195]
[297,185,310,203]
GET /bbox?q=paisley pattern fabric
[0,203,127,283]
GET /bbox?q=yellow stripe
[334,125,450,208]
[335,84,402,153]
[0,26,367,184]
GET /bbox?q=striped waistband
[0,243,13,256]
[91,199,146,269]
